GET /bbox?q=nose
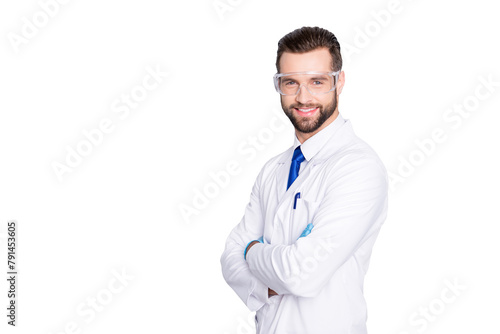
[295,83,313,104]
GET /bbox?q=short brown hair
[276,26,342,73]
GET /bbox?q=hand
[268,288,278,298]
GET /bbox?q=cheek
[281,97,294,108]
[321,94,336,106]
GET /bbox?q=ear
[336,71,345,95]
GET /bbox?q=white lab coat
[221,116,388,334]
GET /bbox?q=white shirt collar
[292,113,346,162]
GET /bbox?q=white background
[1,0,499,333]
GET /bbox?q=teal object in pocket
[298,223,314,239]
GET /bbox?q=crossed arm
[245,240,278,298]
[221,156,388,307]
[220,166,278,311]
[244,223,314,298]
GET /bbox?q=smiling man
[221,26,388,333]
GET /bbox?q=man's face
[279,48,344,138]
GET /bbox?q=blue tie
[287,146,305,190]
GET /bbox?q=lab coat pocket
[291,197,320,241]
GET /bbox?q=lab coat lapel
[274,147,293,204]
[273,156,317,222]
[272,119,355,225]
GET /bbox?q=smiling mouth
[294,107,319,116]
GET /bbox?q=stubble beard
[282,93,338,134]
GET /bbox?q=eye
[284,80,298,86]
[311,77,329,86]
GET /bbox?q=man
[220,26,388,333]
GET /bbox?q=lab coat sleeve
[220,170,269,311]
[246,155,388,298]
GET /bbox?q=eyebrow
[309,75,329,80]
[282,74,329,80]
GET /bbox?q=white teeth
[298,108,316,112]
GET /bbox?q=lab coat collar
[274,113,353,202]
[278,112,346,164]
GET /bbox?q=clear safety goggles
[273,71,340,96]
